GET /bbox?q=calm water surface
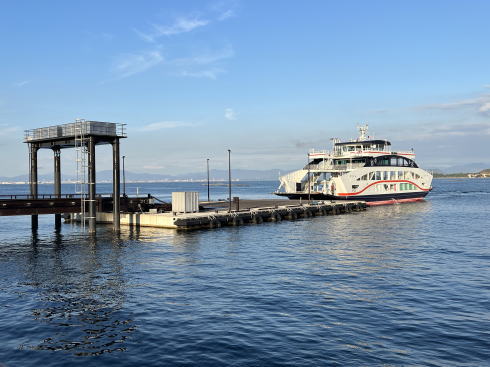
[0,180,489,366]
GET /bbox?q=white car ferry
[275,125,433,205]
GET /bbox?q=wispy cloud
[140,121,196,131]
[135,17,209,42]
[426,122,490,137]
[0,124,18,136]
[115,5,236,80]
[224,108,237,120]
[421,93,490,115]
[134,3,236,43]
[178,68,226,79]
[13,80,30,88]
[173,46,233,79]
[389,122,490,141]
[153,17,209,36]
[112,50,164,78]
[174,46,234,66]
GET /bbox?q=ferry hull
[274,191,429,206]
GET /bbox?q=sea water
[0,179,488,366]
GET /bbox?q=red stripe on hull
[367,197,425,206]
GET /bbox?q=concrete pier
[72,199,367,230]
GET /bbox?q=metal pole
[206,158,210,202]
[113,139,121,232]
[88,136,96,234]
[53,147,61,228]
[122,155,126,196]
[307,153,311,203]
[30,143,38,229]
[228,149,231,212]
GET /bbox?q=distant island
[433,169,490,178]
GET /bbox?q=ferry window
[361,174,368,180]
[356,146,362,150]
[411,172,415,179]
[369,172,375,180]
[352,185,359,190]
[383,171,389,180]
[415,174,420,179]
[390,157,398,166]
[375,171,381,180]
[398,171,404,179]
[348,146,355,151]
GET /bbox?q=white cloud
[390,122,490,141]
[113,50,163,78]
[172,46,233,79]
[478,102,490,113]
[0,124,18,136]
[421,94,490,115]
[134,3,236,42]
[224,108,237,120]
[140,121,195,131]
[174,46,234,66]
[135,16,209,42]
[155,17,209,36]
[178,68,226,79]
[13,80,30,87]
[210,1,237,21]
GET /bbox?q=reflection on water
[0,180,489,366]
[7,228,135,356]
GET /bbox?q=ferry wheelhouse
[275,125,433,205]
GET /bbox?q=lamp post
[122,155,126,196]
[228,149,231,213]
[307,153,311,203]
[206,158,210,202]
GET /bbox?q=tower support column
[30,143,39,228]
[88,137,96,233]
[53,147,62,228]
[112,138,121,232]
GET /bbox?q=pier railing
[0,193,141,200]
[24,121,127,142]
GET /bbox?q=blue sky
[1,0,490,176]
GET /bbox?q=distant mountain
[0,169,284,182]
[444,163,490,174]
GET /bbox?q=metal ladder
[74,119,88,229]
